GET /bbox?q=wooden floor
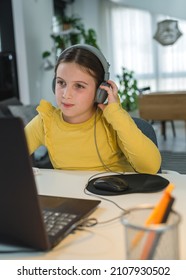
[153,121,186,152]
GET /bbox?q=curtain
[109,4,186,91]
[157,17,186,90]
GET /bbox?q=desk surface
[0,170,185,260]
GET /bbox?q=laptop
[0,117,100,251]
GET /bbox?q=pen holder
[121,205,181,260]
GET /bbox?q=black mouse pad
[86,174,169,196]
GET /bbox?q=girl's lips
[62,103,74,108]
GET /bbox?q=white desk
[1,170,186,260]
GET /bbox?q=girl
[25,44,161,173]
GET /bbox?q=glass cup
[121,205,181,260]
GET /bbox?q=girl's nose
[62,87,72,99]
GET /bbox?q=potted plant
[61,14,81,30]
[116,67,139,112]
[42,14,100,69]
[77,26,99,49]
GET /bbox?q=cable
[82,172,130,229]
[84,182,127,213]
[94,108,112,172]
[93,108,128,175]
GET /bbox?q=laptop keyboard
[42,209,78,237]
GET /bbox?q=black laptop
[0,117,100,251]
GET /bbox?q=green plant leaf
[116,67,139,111]
[42,51,51,58]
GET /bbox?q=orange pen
[140,196,175,260]
[131,183,174,249]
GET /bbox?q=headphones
[52,44,110,104]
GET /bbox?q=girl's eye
[56,79,65,87]
[75,83,85,89]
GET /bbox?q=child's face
[55,62,97,124]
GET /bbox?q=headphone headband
[57,44,110,81]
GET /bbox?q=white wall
[12,0,30,104]
[12,0,55,104]
[12,0,186,104]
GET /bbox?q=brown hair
[54,46,104,88]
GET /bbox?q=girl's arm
[103,103,161,174]
[24,115,45,155]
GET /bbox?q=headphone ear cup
[52,78,55,93]
[95,82,109,104]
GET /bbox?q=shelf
[51,29,81,37]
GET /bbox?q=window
[110,5,186,91]
[157,17,186,90]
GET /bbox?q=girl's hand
[97,80,119,111]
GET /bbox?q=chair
[132,117,159,147]
[132,117,161,173]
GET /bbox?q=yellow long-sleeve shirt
[25,100,161,173]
